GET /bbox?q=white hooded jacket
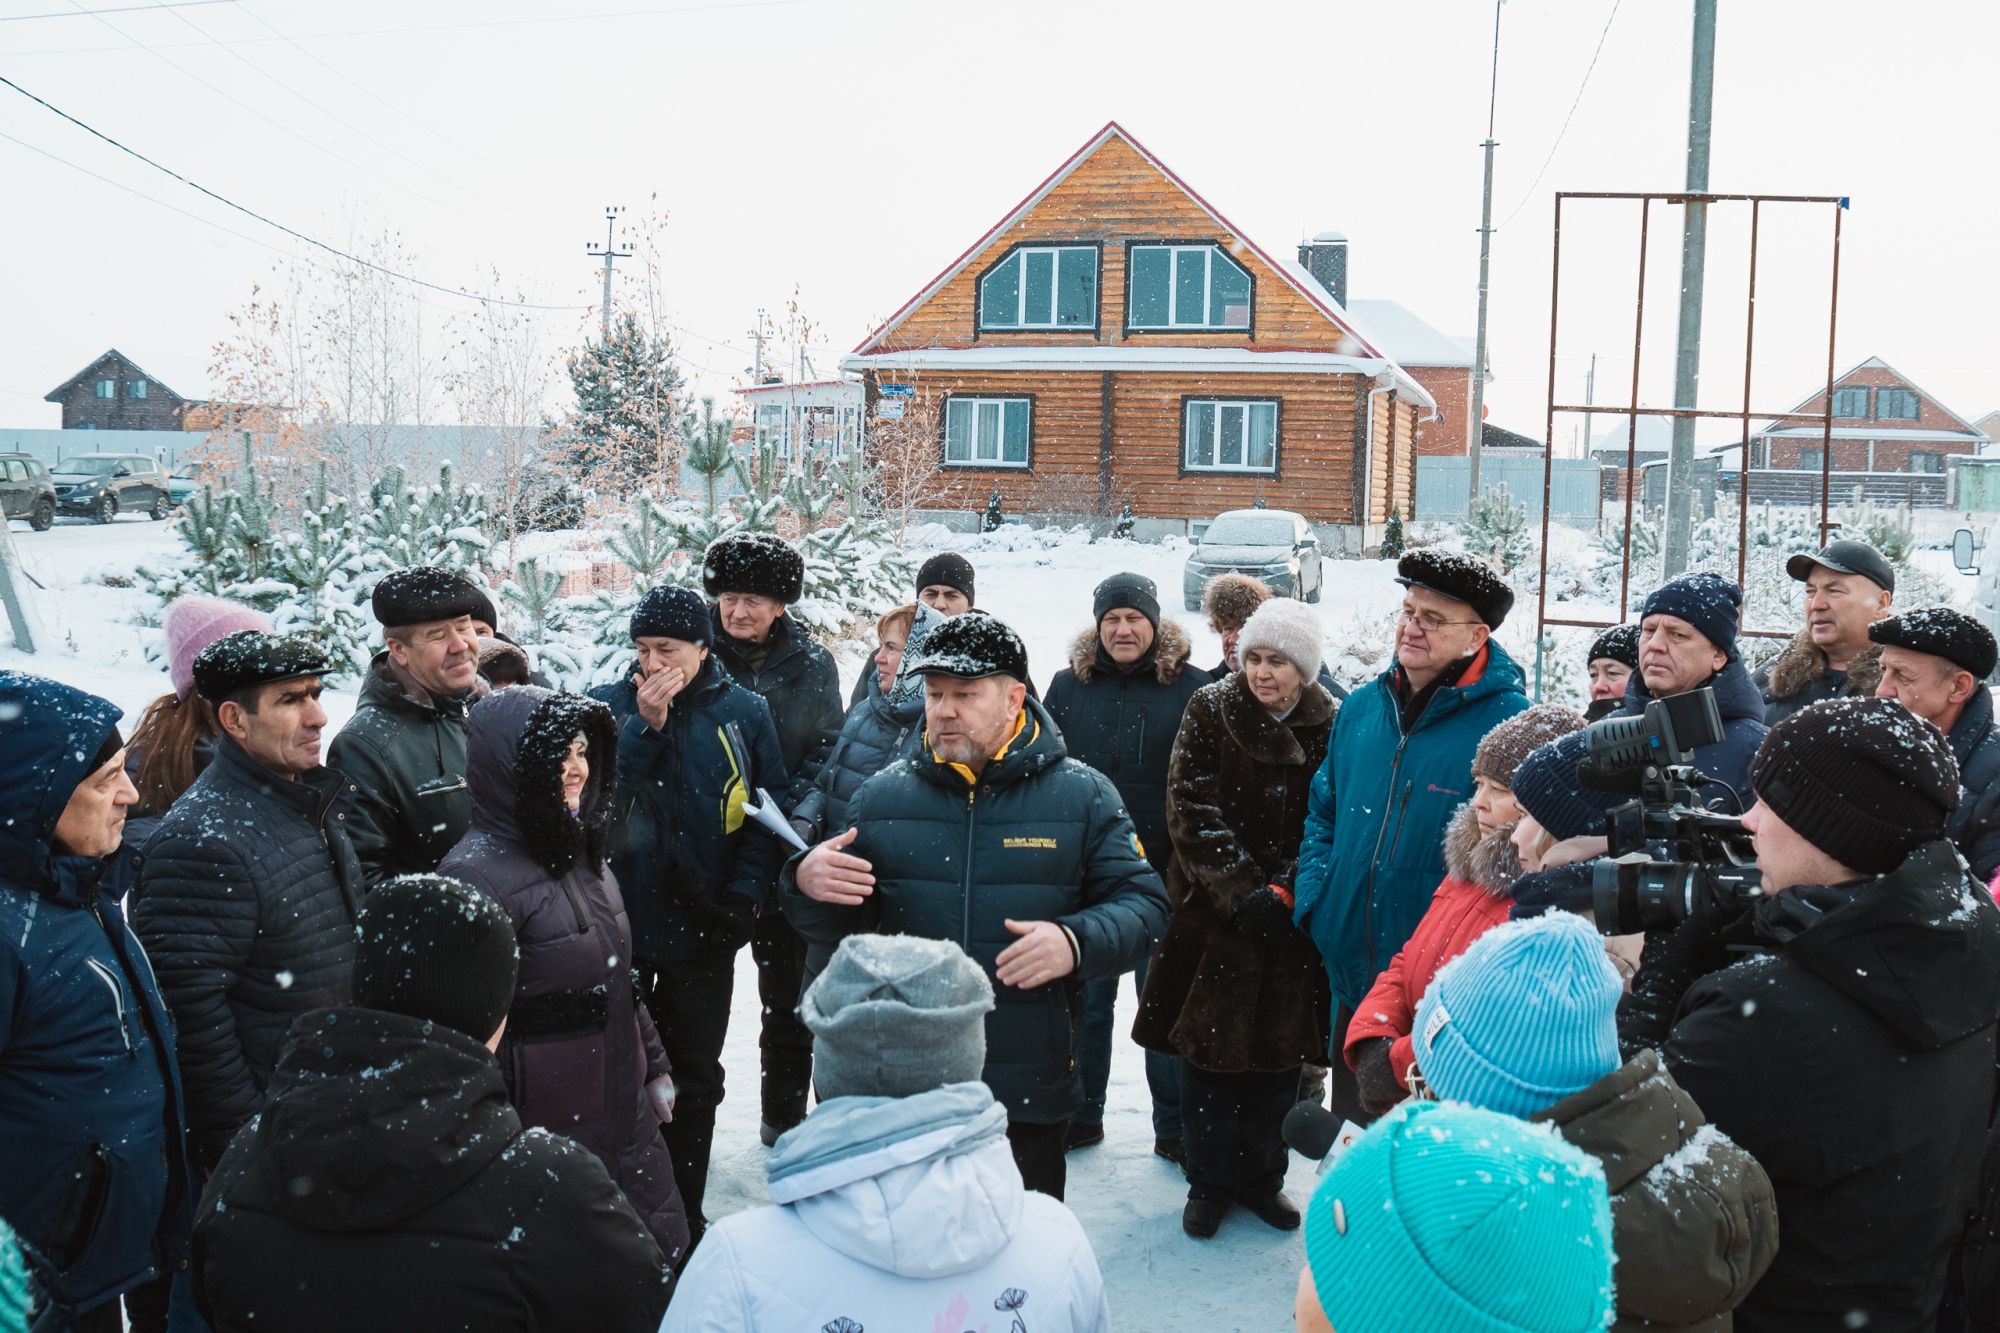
[660,1083,1109,1333]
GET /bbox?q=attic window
[979,247,1097,329]
[1128,245,1252,330]
[1830,386,1868,418]
[1876,388,1918,420]
[128,379,148,400]
[95,379,116,398]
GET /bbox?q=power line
[1495,0,1624,232]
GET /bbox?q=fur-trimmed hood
[1440,802,1522,897]
[1764,629,1883,700]
[1067,618,1196,685]
[465,686,618,878]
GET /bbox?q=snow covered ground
[0,513,1397,1331]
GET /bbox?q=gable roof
[853,121,1391,362]
[1767,355,1983,435]
[44,348,187,403]
[1345,300,1476,369]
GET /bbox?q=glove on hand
[1229,886,1297,942]
[789,816,819,849]
[693,891,757,951]
[1352,1037,1405,1116]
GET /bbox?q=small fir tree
[1111,503,1136,540]
[1381,506,1406,560]
[682,396,736,516]
[560,310,684,485]
[357,462,493,583]
[982,490,1006,532]
[1464,482,1532,574]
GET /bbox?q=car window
[55,457,122,476]
[129,457,154,473]
[5,461,25,482]
[1201,516,1293,546]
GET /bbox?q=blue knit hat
[1639,571,1742,661]
[1412,913,1623,1118]
[629,584,711,645]
[1303,1101,1614,1333]
[1509,736,1604,842]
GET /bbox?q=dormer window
[95,379,116,398]
[1831,386,1869,418]
[1127,244,1252,330]
[979,246,1098,329]
[128,379,148,399]
[1876,387,1918,420]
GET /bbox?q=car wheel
[150,493,172,521]
[1306,571,1322,604]
[1186,598,1203,612]
[30,498,55,532]
[94,494,117,524]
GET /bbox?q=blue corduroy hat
[1639,571,1742,661]
[1412,913,1623,1118]
[1303,1101,1614,1333]
[1509,736,1605,842]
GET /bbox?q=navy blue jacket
[591,661,789,964]
[790,671,925,842]
[1945,685,2000,883]
[0,672,192,1315]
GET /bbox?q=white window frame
[1127,245,1254,330]
[978,247,1098,330]
[944,397,1032,468]
[128,379,148,400]
[1830,386,1869,418]
[95,379,115,398]
[1183,399,1278,473]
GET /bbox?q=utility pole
[1466,0,1504,511]
[747,309,768,384]
[585,205,630,342]
[1661,0,1718,577]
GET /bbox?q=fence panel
[1415,456,1601,522]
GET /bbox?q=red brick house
[44,350,204,432]
[1753,357,1987,474]
[841,123,1435,539]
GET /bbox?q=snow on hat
[1473,704,1586,788]
[1093,571,1160,632]
[1587,622,1640,671]
[702,531,804,604]
[372,566,494,629]
[1201,572,1271,633]
[192,630,332,703]
[163,595,270,700]
[916,551,975,605]
[1237,597,1324,681]
[1869,605,1998,681]
[1412,912,1623,1118]
[629,584,711,646]
[801,934,995,1100]
[1303,1100,1614,1333]
[1639,572,1742,661]
[352,874,519,1042]
[1750,695,1960,874]
[1396,549,1515,628]
[1509,735,1606,842]
[902,610,1030,684]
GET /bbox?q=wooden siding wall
[888,369,1364,524]
[875,134,1364,355]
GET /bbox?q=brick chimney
[1297,231,1348,308]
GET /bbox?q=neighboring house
[1974,410,2000,452]
[840,122,1435,541]
[1752,357,1987,474]
[1342,285,1480,458]
[44,350,205,432]
[738,379,864,468]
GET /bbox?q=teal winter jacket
[1293,641,1530,1019]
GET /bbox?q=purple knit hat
[164,596,270,699]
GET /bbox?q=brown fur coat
[1762,629,1882,701]
[1063,618,1197,685]
[1133,670,1336,1073]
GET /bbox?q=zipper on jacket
[84,957,135,1055]
[962,786,977,952]
[1361,730,1412,978]
[1381,780,1416,873]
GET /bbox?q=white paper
[741,787,810,853]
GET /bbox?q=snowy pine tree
[358,462,494,583]
[1463,483,1532,573]
[263,463,373,674]
[983,490,1005,532]
[560,310,684,485]
[682,396,736,516]
[1111,504,1136,540]
[1381,507,1406,560]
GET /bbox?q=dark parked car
[1182,508,1324,610]
[51,453,174,523]
[0,454,57,531]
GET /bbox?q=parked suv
[1182,508,1324,610]
[0,453,57,531]
[51,452,174,523]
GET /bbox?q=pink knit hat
[164,596,270,699]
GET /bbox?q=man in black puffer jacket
[783,613,1169,1202]
[1043,573,1208,1155]
[702,532,845,1145]
[1621,697,2000,1333]
[136,631,364,1171]
[196,877,670,1332]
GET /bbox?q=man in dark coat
[1868,607,2000,881]
[0,673,194,1332]
[1044,572,1208,1157]
[590,584,789,1240]
[326,566,490,886]
[702,531,844,1145]
[1757,540,1895,725]
[1621,697,2000,1333]
[135,631,364,1171]
[195,877,671,1332]
[783,613,1170,1202]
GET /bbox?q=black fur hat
[513,691,620,879]
[1394,550,1515,628]
[372,566,494,629]
[1869,606,1998,680]
[702,532,804,604]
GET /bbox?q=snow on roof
[1344,300,1477,369]
[1756,426,1986,443]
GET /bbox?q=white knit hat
[1237,597,1324,681]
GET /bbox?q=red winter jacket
[1343,804,1520,1088]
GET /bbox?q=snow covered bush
[1463,483,1533,574]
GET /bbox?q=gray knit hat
[1237,597,1324,681]
[800,934,995,1100]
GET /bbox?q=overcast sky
[3,0,1995,451]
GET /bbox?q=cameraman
[1620,697,2000,1333]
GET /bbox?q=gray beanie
[800,934,995,1100]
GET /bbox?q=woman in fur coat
[1133,598,1335,1241]
[1342,703,1586,1117]
[437,686,691,1272]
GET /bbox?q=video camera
[1580,686,1762,934]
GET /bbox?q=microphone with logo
[1282,1102,1369,1175]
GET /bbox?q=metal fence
[1415,456,1601,522]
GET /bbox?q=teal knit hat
[1303,1101,1614,1333]
[1412,913,1623,1118]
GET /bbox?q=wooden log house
[841,122,1434,541]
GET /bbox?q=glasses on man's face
[1397,608,1484,635]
